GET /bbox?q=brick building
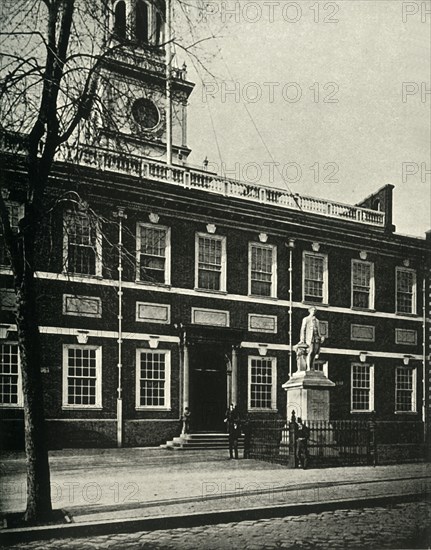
[0,0,429,448]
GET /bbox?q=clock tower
[90,0,194,162]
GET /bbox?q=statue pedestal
[282,369,335,421]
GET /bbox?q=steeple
[86,0,194,163]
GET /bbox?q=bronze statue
[299,306,324,370]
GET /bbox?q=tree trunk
[15,232,52,523]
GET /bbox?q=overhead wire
[201,14,303,210]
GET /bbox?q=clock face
[131,98,160,129]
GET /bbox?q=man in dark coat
[295,417,310,469]
[224,403,241,459]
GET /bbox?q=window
[0,344,22,408]
[136,350,171,409]
[303,252,328,304]
[395,367,416,412]
[63,212,102,276]
[313,360,328,377]
[249,243,277,297]
[248,356,277,410]
[0,202,24,266]
[195,234,226,291]
[155,12,163,44]
[114,0,126,38]
[136,224,170,284]
[136,0,149,43]
[62,345,102,408]
[351,363,374,412]
[352,260,374,309]
[396,268,416,314]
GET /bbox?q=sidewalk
[0,448,429,541]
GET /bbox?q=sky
[175,0,430,237]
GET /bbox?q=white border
[248,313,278,334]
[248,242,277,298]
[395,365,417,413]
[195,233,227,292]
[136,223,171,285]
[63,294,102,318]
[395,267,417,315]
[135,348,171,410]
[350,363,374,413]
[62,211,102,277]
[62,344,102,410]
[350,324,375,342]
[0,342,23,408]
[191,307,230,327]
[136,302,171,324]
[351,259,375,310]
[247,355,277,412]
[395,328,418,346]
[302,251,329,305]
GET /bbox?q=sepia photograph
[0,0,430,548]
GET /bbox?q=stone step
[161,432,244,451]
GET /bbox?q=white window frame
[135,349,171,410]
[395,267,417,315]
[351,363,374,413]
[247,356,277,412]
[302,251,328,305]
[63,211,102,277]
[0,342,23,408]
[395,366,417,413]
[248,242,277,298]
[195,233,227,292]
[62,344,102,409]
[136,223,171,285]
[313,360,329,377]
[351,260,375,310]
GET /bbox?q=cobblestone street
[6,500,430,550]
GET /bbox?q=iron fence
[246,418,425,468]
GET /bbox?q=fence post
[289,410,297,468]
[368,412,377,467]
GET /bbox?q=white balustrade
[2,136,385,227]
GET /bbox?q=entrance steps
[160,432,244,451]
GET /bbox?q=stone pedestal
[282,369,335,421]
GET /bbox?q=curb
[1,492,428,544]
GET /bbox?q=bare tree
[0,0,217,524]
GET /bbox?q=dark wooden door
[190,347,227,432]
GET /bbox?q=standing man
[295,417,310,469]
[300,306,324,370]
[181,407,191,435]
[224,403,241,459]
